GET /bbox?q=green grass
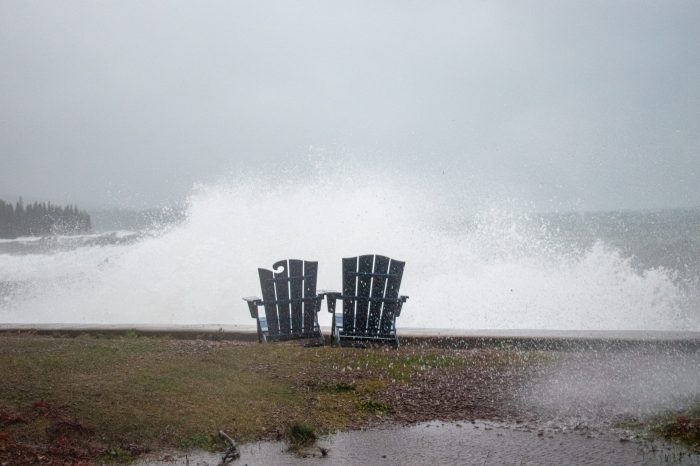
[285,421,317,451]
[100,447,134,464]
[650,403,700,452]
[357,399,393,414]
[318,381,356,393]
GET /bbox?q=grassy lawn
[3,333,698,463]
[0,333,545,464]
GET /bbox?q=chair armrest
[318,291,341,313]
[319,291,341,340]
[396,295,409,317]
[243,296,262,319]
[312,294,327,313]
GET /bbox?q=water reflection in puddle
[134,420,697,465]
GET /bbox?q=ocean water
[1,175,699,331]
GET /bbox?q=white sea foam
[0,168,697,330]
[0,236,43,244]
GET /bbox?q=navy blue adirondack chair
[244,259,325,343]
[325,255,408,347]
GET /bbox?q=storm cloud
[1,0,698,210]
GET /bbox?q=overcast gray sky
[1,0,698,210]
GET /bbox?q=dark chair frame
[325,255,408,347]
[244,259,325,343]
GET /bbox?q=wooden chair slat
[266,275,315,282]
[342,257,357,334]
[354,254,374,333]
[258,268,279,337]
[273,260,291,336]
[380,259,405,335]
[302,261,318,334]
[368,255,390,334]
[337,296,400,302]
[260,297,318,305]
[289,259,304,334]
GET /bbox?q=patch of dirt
[0,401,107,465]
[0,408,25,426]
[295,347,543,429]
[380,351,531,423]
[378,351,536,424]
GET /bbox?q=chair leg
[330,314,336,346]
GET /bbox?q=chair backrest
[342,255,405,336]
[258,259,319,338]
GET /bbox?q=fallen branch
[218,430,240,463]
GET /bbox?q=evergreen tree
[0,198,92,239]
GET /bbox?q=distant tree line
[0,198,91,238]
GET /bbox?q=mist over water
[523,349,700,423]
[1,165,699,330]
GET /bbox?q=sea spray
[0,169,697,330]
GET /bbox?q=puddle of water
[134,421,697,465]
